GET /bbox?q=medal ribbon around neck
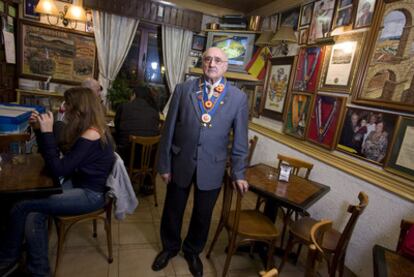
[315,97,337,142]
[198,78,227,124]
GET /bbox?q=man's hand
[232,179,249,195]
[38,111,54,133]
[161,173,171,184]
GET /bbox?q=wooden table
[373,244,414,277]
[245,163,330,221]
[0,153,62,198]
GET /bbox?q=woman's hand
[29,111,40,130]
[38,111,54,133]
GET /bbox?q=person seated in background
[0,87,115,277]
[114,85,160,194]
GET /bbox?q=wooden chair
[206,171,279,277]
[128,135,161,206]
[53,197,114,277]
[256,154,314,247]
[0,133,30,153]
[279,192,369,277]
[397,219,414,252]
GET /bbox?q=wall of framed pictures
[253,0,414,192]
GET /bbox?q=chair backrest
[397,219,414,252]
[247,135,258,166]
[311,192,368,275]
[128,135,161,174]
[277,154,313,179]
[220,171,243,230]
[0,133,30,154]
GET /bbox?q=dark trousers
[160,177,221,255]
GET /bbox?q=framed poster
[280,7,300,31]
[308,0,336,44]
[332,0,354,28]
[293,46,324,93]
[19,21,97,84]
[299,2,314,28]
[353,0,414,112]
[354,0,377,29]
[191,34,206,51]
[320,33,365,93]
[337,107,398,165]
[306,94,347,149]
[283,93,313,139]
[262,56,295,120]
[385,116,414,181]
[24,0,40,20]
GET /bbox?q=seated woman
[0,87,115,277]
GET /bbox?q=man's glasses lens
[203,56,227,65]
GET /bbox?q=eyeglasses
[202,56,228,65]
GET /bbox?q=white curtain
[161,25,193,115]
[92,11,139,103]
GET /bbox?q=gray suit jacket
[157,78,249,190]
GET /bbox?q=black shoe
[184,253,203,277]
[0,263,18,277]
[151,250,177,271]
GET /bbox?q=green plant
[107,76,133,111]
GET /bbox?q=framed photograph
[299,2,314,27]
[319,32,365,93]
[261,56,295,120]
[354,0,377,29]
[191,34,206,51]
[306,94,347,149]
[337,107,398,165]
[240,84,256,119]
[332,0,354,28]
[385,116,414,181]
[283,93,313,139]
[23,0,40,20]
[293,46,324,93]
[352,0,414,112]
[280,7,300,31]
[253,85,264,118]
[308,0,336,44]
[85,10,93,33]
[299,28,309,45]
[19,21,97,84]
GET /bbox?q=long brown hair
[60,87,110,150]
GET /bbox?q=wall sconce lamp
[35,0,87,28]
[270,26,297,55]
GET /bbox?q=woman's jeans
[0,181,105,277]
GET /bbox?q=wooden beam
[248,0,303,16]
[157,0,243,17]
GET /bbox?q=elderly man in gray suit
[152,47,249,276]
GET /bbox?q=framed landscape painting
[385,116,414,181]
[337,107,398,165]
[284,93,312,139]
[306,94,347,149]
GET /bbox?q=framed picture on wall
[85,10,93,32]
[385,116,414,181]
[352,0,414,112]
[354,0,377,29]
[319,32,365,93]
[293,46,324,93]
[308,0,336,44]
[337,107,398,165]
[24,0,40,20]
[191,34,206,51]
[280,7,300,31]
[253,85,264,118]
[299,28,309,45]
[261,56,295,120]
[299,2,314,28]
[283,93,313,139]
[306,94,347,149]
[332,0,354,28]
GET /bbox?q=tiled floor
[47,176,308,277]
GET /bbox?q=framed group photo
[306,94,347,149]
[353,0,414,112]
[262,56,296,120]
[293,46,324,93]
[283,93,313,139]
[337,107,398,165]
[385,116,414,181]
[319,33,365,93]
[308,0,336,44]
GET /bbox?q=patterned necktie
[207,84,215,100]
